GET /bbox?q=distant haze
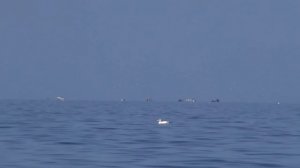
[1,0,300,102]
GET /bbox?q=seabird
[56,96,65,101]
[157,119,169,125]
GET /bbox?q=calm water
[0,100,300,168]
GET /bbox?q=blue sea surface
[0,100,299,168]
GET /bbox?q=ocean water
[0,100,300,168]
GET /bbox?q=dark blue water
[0,100,300,167]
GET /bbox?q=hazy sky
[1,0,300,102]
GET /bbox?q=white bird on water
[56,96,65,101]
[157,119,169,125]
